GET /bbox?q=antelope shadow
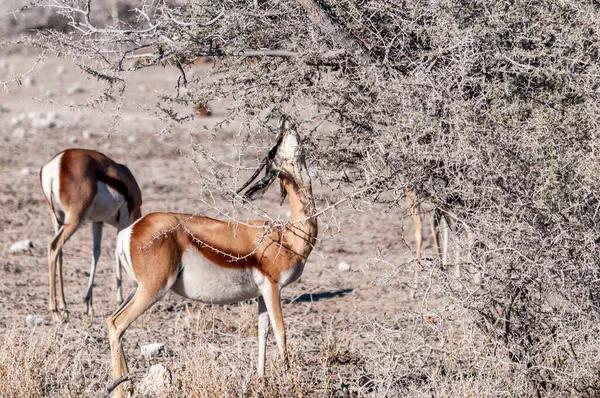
[283,288,353,304]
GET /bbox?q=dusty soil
[0,46,445,397]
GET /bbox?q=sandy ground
[0,45,446,396]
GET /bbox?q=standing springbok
[407,188,467,298]
[108,117,317,397]
[40,149,143,322]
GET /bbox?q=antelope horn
[236,157,268,195]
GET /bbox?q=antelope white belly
[89,182,125,223]
[171,248,260,304]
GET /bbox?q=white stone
[0,59,8,69]
[338,261,351,272]
[82,130,93,139]
[138,364,171,395]
[25,314,43,327]
[22,75,35,87]
[127,136,138,143]
[32,112,58,129]
[56,66,66,75]
[67,84,85,95]
[9,240,34,253]
[140,342,165,360]
[12,128,26,139]
[10,114,26,126]
[20,168,32,175]
[68,136,78,144]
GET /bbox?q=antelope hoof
[84,296,94,317]
[51,310,62,324]
[53,309,69,323]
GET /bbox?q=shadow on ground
[284,289,353,304]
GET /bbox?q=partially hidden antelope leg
[114,207,130,305]
[432,207,450,271]
[407,189,422,300]
[257,296,270,376]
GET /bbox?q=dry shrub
[6,0,600,396]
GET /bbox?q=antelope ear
[279,179,287,206]
[244,170,278,201]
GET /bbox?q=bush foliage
[4,0,600,395]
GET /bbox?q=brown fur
[41,148,143,322]
[108,147,318,397]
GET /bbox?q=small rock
[82,130,93,139]
[12,128,26,139]
[32,112,58,129]
[140,342,165,360]
[22,75,35,87]
[66,84,85,95]
[44,89,55,98]
[473,272,482,285]
[138,364,171,395]
[25,314,43,327]
[0,59,8,69]
[127,136,138,143]
[9,240,34,253]
[56,66,66,75]
[10,113,26,126]
[338,261,351,272]
[68,136,78,144]
[20,167,33,175]
[138,84,148,92]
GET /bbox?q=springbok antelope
[407,189,466,298]
[40,149,143,322]
[108,117,317,397]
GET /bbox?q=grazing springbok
[40,149,143,322]
[108,117,317,397]
[407,188,467,298]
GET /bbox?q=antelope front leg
[84,222,103,316]
[260,281,287,370]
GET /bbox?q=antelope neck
[280,173,318,254]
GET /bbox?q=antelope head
[237,116,311,204]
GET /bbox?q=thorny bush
[4,0,600,395]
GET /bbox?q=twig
[93,375,130,398]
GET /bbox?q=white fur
[278,260,305,287]
[170,248,260,304]
[117,226,136,282]
[89,182,127,227]
[278,129,300,160]
[40,152,65,221]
